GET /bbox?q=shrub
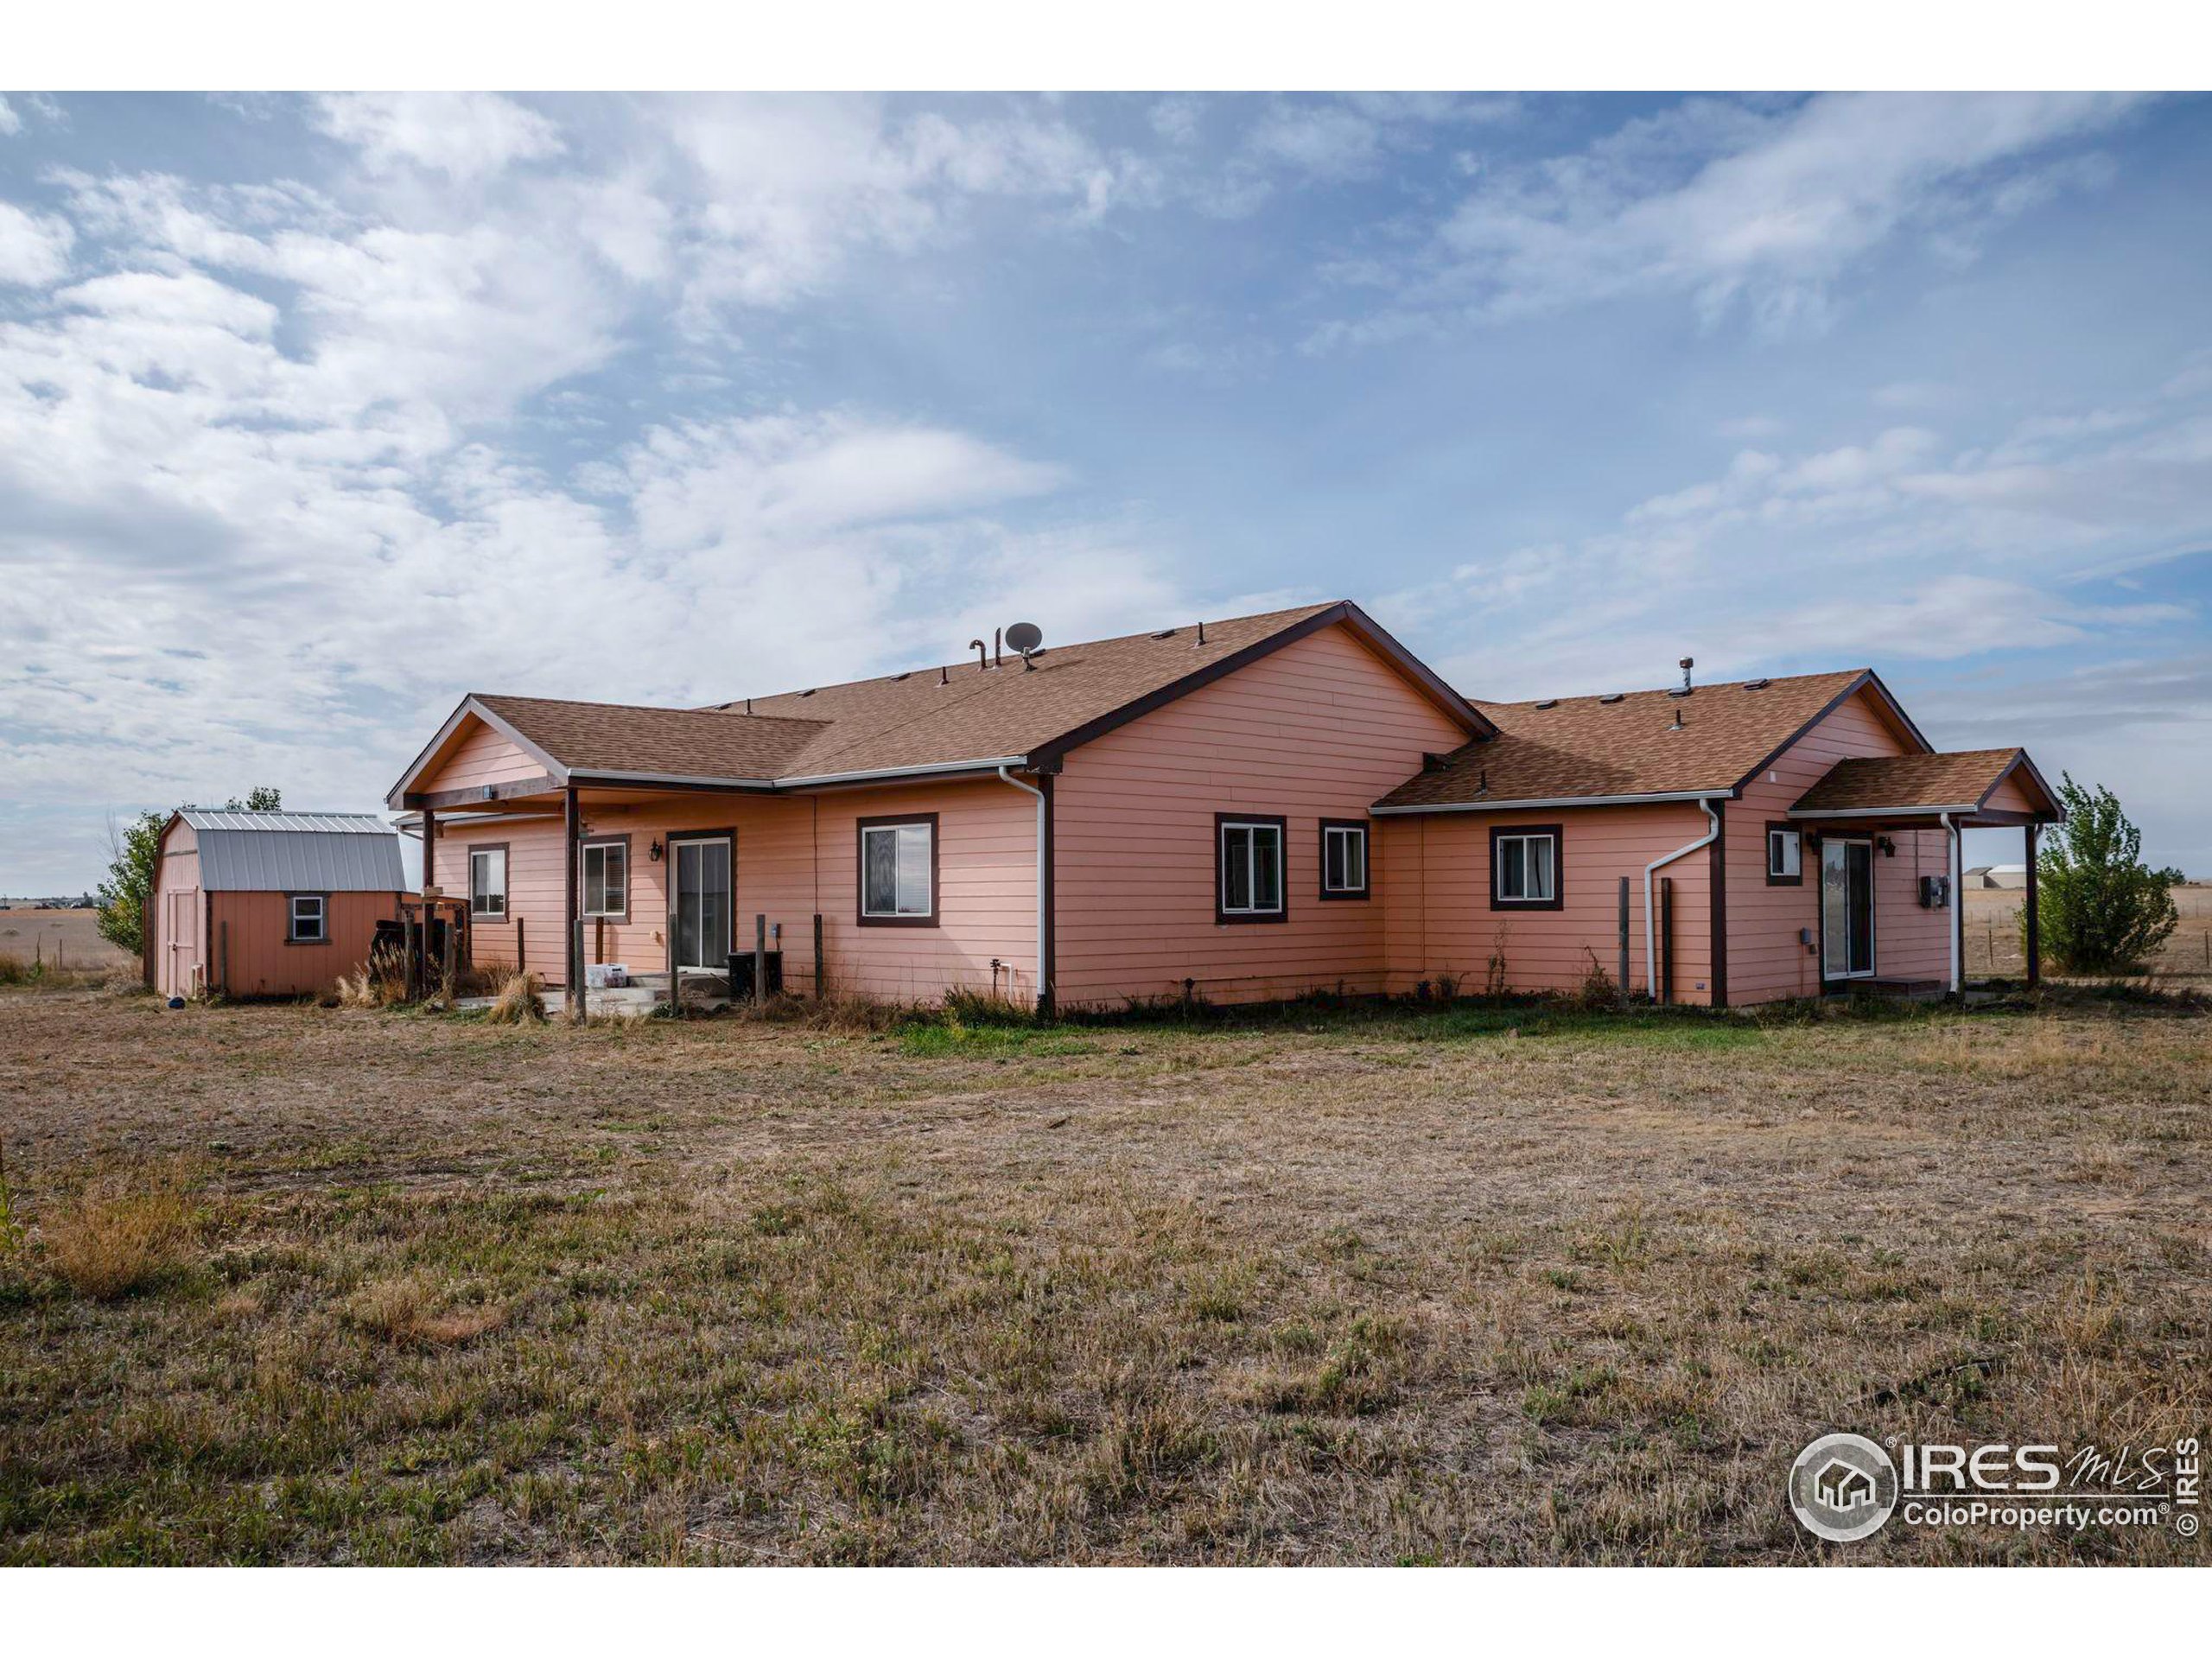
[2034,773,2183,973]
[42,1167,198,1300]
[484,972,547,1025]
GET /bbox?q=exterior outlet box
[1918,875,1950,910]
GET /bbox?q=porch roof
[1786,747,2062,825]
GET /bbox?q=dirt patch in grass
[0,988,2205,1563]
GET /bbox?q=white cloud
[313,92,565,181]
[0,201,73,285]
[1313,92,2150,341]
[0,96,19,137]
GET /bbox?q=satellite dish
[1006,621,1043,654]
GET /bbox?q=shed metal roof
[175,811,406,893]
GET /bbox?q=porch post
[422,806,436,895]
[2024,823,2041,990]
[1948,817,1964,996]
[564,786,582,1019]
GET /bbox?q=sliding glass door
[668,835,732,970]
[1821,837,1875,981]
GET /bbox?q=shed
[152,810,407,999]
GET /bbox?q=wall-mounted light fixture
[649,838,664,862]
[1877,836,1897,857]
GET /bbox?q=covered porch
[1787,748,2064,997]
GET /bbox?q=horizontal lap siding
[451,780,1038,1003]
[1382,803,1715,1003]
[1983,772,2039,816]
[429,721,548,791]
[211,891,400,998]
[1053,624,1471,1007]
[1726,688,1949,1002]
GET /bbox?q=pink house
[383,601,2061,1014]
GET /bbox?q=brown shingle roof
[403,602,1488,800]
[1789,749,2031,813]
[1374,669,1905,810]
[473,696,828,781]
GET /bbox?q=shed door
[165,889,198,996]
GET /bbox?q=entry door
[1821,838,1875,981]
[667,836,732,970]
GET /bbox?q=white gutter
[1940,810,1961,995]
[995,765,1048,1012]
[1643,798,1724,1002]
[776,755,1028,790]
[1372,788,1727,816]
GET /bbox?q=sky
[1,89,2209,892]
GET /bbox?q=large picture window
[581,837,629,919]
[858,816,937,925]
[1491,826,1561,910]
[469,846,508,920]
[1217,814,1287,922]
[1319,818,1370,900]
[287,893,327,944]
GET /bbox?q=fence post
[813,912,824,1000]
[517,915,526,976]
[754,912,767,1005]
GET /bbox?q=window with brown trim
[858,815,938,926]
[1766,823,1803,886]
[287,893,327,944]
[1490,825,1562,911]
[468,844,508,920]
[581,835,629,920]
[1217,813,1287,923]
[1319,818,1370,900]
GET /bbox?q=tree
[2031,773,2182,974]
[97,810,165,957]
[96,788,283,957]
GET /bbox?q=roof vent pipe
[994,627,1003,669]
[1198,620,1206,645]
[970,639,988,674]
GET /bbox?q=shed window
[289,894,326,944]
[469,848,507,918]
[1218,817,1287,920]
[1767,824,1803,884]
[582,840,627,918]
[1320,820,1370,899]
[1491,828,1560,909]
[860,819,935,921]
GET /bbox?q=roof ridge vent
[1743,677,1770,690]
[1533,698,1558,709]
[1599,693,1624,705]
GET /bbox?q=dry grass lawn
[1965,882,2212,982]
[2,982,2206,1564]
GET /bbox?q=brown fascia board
[1028,601,1493,768]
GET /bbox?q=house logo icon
[1789,1433,1898,1542]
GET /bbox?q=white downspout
[996,765,1047,1011]
[1940,810,1961,995]
[1644,797,1723,1002]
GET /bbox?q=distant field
[2,985,2205,1564]
[1964,882,2212,980]
[0,907,135,972]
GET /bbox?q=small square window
[1319,820,1370,899]
[289,894,326,943]
[1767,824,1803,885]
